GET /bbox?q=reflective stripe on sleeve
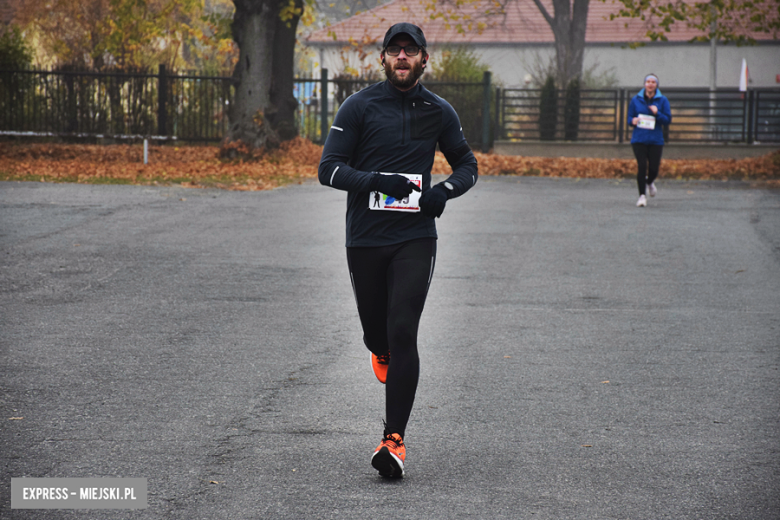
[330,166,340,186]
[331,126,344,131]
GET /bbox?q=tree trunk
[532,0,590,87]
[224,0,301,155]
[269,0,302,141]
[567,0,589,84]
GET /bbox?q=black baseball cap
[382,23,427,49]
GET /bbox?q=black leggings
[346,237,437,438]
[632,143,664,196]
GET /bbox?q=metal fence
[0,67,494,149]
[3,67,778,146]
[498,86,780,143]
[498,88,619,141]
[294,70,492,150]
[0,66,232,141]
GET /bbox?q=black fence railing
[0,66,232,141]
[0,67,495,149]
[498,86,780,143]
[294,71,492,150]
[498,88,620,142]
[3,67,778,146]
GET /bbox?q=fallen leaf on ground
[1,141,777,190]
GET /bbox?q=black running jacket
[318,80,478,247]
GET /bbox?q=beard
[384,59,424,89]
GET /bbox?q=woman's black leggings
[346,237,437,438]
[632,143,664,196]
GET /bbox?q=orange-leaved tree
[12,0,236,72]
[602,0,779,47]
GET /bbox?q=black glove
[419,183,449,218]
[371,173,421,200]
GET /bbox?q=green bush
[425,47,493,148]
[564,78,580,141]
[426,47,488,82]
[539,75,557,140]
[0,26,35,132]
[0,25,33,70]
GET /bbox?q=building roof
[305,0,775,46]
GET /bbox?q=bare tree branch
[531,0,554,26]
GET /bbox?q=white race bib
[638,114,656,130]
[368,173,422,212]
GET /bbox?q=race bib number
[637,114,656,130]
[369,173,422,212]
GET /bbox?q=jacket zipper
[402,99,407,145]
[410,101,416,142]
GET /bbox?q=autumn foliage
[0,139,322,190]
[456,150,780,183]
[0,140,778,190]
[11,0,237,72]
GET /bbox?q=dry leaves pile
[448,150,780,184]
[0,138,322,190]
[1,140,778,190]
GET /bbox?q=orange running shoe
[371,432,405,478]
[371,352,390,384]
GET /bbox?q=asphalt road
[1,176,779,519]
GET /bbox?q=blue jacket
[318,80,478,247]
[627,88,672,145]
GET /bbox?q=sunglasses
[385,45,422,57]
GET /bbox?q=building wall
[312,42,780,89]
[585,43,780,89]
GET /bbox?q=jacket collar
[383,80,423,99]
[638,87,663,100]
